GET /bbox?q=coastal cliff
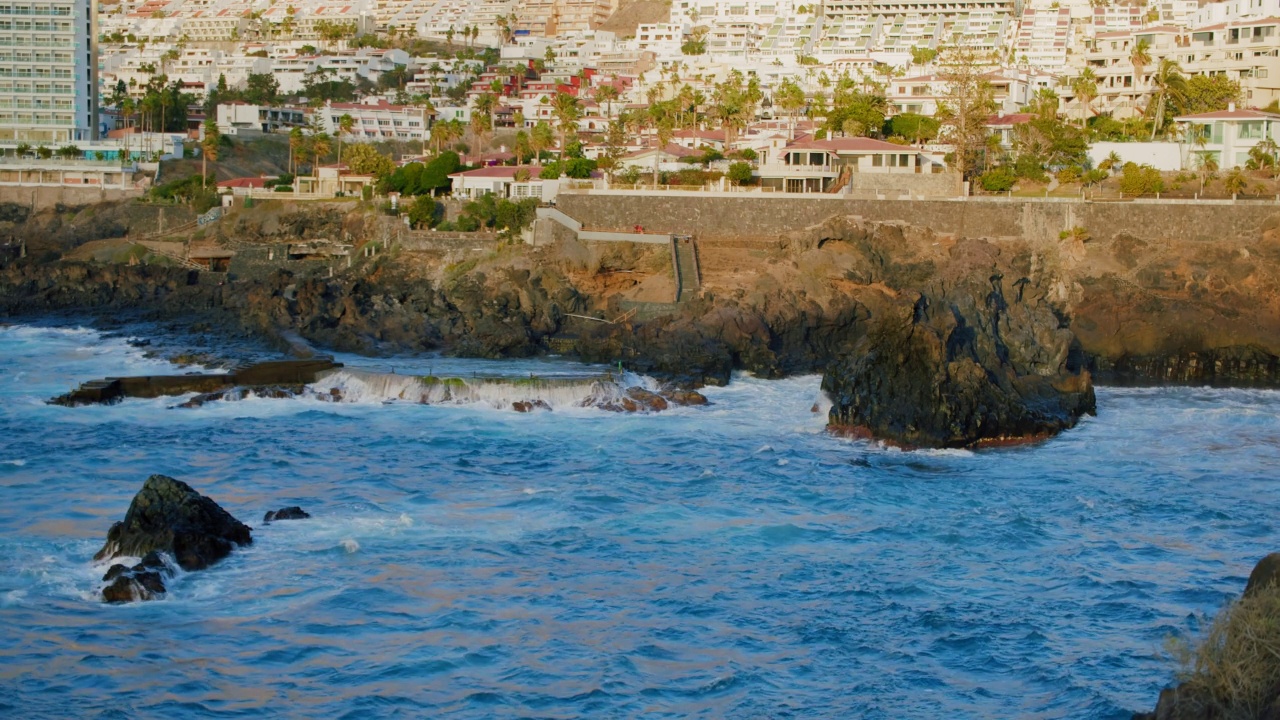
[3,198,1279,392]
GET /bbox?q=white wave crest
[310,369,647,411]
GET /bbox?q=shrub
[979,166,1016,192]
[1166,583,1280,718]
[727,161,754,186]
[1118,163,1164,196]
[406,195,440,228]
[1055,165,1082,184]
[1082,168,1108,186]
[1014,154,1048,182]
[1058,226,1089,243]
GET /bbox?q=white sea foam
[341,539,360,553]
[1,459,26,466]
[310,368,649,411]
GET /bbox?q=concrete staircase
[672,236,701,302]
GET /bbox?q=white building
[0,0,99,143]
[318,99,431,141]
[1175,106,1280,169]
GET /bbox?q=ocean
[1,323,1277,718]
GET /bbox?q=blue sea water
[1,323,1278,719]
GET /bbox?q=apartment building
[1078,18,1280,114]
[1014,6,1070,71]
[216,101,307,135]
[318,98,430,141]
[517,0,616,37]
[0,0,99,143]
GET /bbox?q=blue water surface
[0,323,1278,719]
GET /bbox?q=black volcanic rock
[101,552,170,603]
[822,273,1096,449]
[263,506,310,522]
[95,474,252,576]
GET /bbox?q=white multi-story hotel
[0,0,98,143]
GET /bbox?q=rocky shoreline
[6,202,1280,444]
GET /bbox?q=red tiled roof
[988,113,1035,126]
[217,177,269,188]
[449,165,543,179]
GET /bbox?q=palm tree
[288,127,304,176]
[309,133,332,177]
[474,92,498,130]
[775,77,806,140]
[530,120,555,164]
[1249,137,1280,180]
[550,91,582,174]
[1149,58,1187,140]
[470,112,492,162]
[514,130,531,164]
[200,118,220,188]
[336,113,354,166]
[652,114,674,188]
[1071,68,1099,127]
[1130,39,1152,95]
[1224,167,1248,198]
[594,84,619,120]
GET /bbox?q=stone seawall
[556,193,1280,245]
[0,185,142,212]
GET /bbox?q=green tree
[936,45,996,180]
[550,92,582,172]
[774,77,807,140]
[530,120,555,162]
[708,69,761,151]
[888,112,940,145]
[336,113,355,166]
[1175,74,1242,116]
[200,117,220,188]
[343,143,394,177]
[244,73,280,105]
[406,194,440,228]
[727,161,753,185]
[910,46,938,66]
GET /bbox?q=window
[1239,121,1263,140]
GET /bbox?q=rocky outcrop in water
[96,475,252,602]
[50,358,340,406]
[263,506,310,522]
[822,273,1096,448]
[101,551,169,603]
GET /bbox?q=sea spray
[311,368,653,410]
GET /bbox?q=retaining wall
[0,185,142,211]
[556,193,1280,244]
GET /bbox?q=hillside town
[5,0,1280,212]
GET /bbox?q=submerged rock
[822,273,1096,449]
[263,506,311,523]
[95,474,252,577]
[101,551,169,603]
[512,400,551,412]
